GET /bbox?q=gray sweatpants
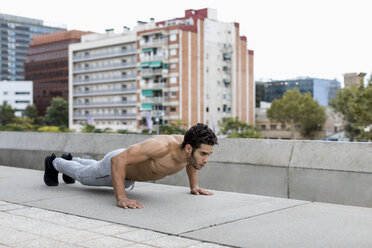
[52,148,134,189]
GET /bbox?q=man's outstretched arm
[111,149,143,209]
[186,164,214,195]
[111,137,169,209]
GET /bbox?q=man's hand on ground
[190,187,214,196]
[117,198,144,209]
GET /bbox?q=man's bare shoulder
[150,134,184,145]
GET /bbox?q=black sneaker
[61,153,75,184]
[44,154,58,186]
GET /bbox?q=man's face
[188,144,214,170]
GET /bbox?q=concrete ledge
[290,140,372,172]
[0,131,371,208]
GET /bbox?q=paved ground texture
[1,165,372,248]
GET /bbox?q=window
[171,92,177,98]
[223,104,227,112]
[281,124,286,130]
[206,107,209,112]
[270,124,276,130]
[170,64,177,69]
[3,91,8,95]
[170,77,177,84]
[170,107,176,112]
[261,125,266,130]
[170,49,177,56]
[170,34,177,41]
[15,92,29,95]
[15,100,30,103]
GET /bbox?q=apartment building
[136,8,254,132]
[0,80,32,116]
[0,13,65,81]
[25,30,90,116]
[69,8,254,133]
[69,30,138,132]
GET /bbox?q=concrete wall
[0,132,371,208]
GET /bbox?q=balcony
[73,75,136,85]
[73,101,136,108]
[140,83,168,90]
[141,97,169,103]
[140,38,168,48]
[141,68,168,76]
[73,49,136,62]
[141,55,168,62]
[223,75,231,83]
[73,62,136,74]
[140,110,169,117]
[73,113,137,120]
[73,88,136,97]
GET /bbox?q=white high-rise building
[69,30,137,132]
[0,81,33,116]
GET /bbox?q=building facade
[343,72,366,87]
[69,31,138,132]
[263,78,340,107]
[25,30,90,116]
[0,80,32,116]
[136,8,254,133]
[0,13,65,81]
[69,8,254,133]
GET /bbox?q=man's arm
[186,164,214,195]
[111,137,169,209]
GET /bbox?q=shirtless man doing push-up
[43,123,218,209]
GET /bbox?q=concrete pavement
[1,165,372,247]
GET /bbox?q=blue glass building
[263,78,341,106]
[0,13,65,81]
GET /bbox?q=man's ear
[185,144,192,154]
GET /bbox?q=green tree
[159,120,187,135]
[219,117,261,138]
[267,88,326,139]
[330,79,372,141]
[0,102,15,125]
[80,122,96,133]
[23,104,37,119]
[23,104,44,125]
[44,97,68,127]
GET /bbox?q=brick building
[25,30,90,116]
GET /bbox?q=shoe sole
[61,154,75,184]
[43,155,58,186]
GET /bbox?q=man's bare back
[120,135,187,182]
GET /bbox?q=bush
[38,126,61,133]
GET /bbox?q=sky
[3,0,372,84]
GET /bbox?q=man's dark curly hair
[182,123,218,150]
